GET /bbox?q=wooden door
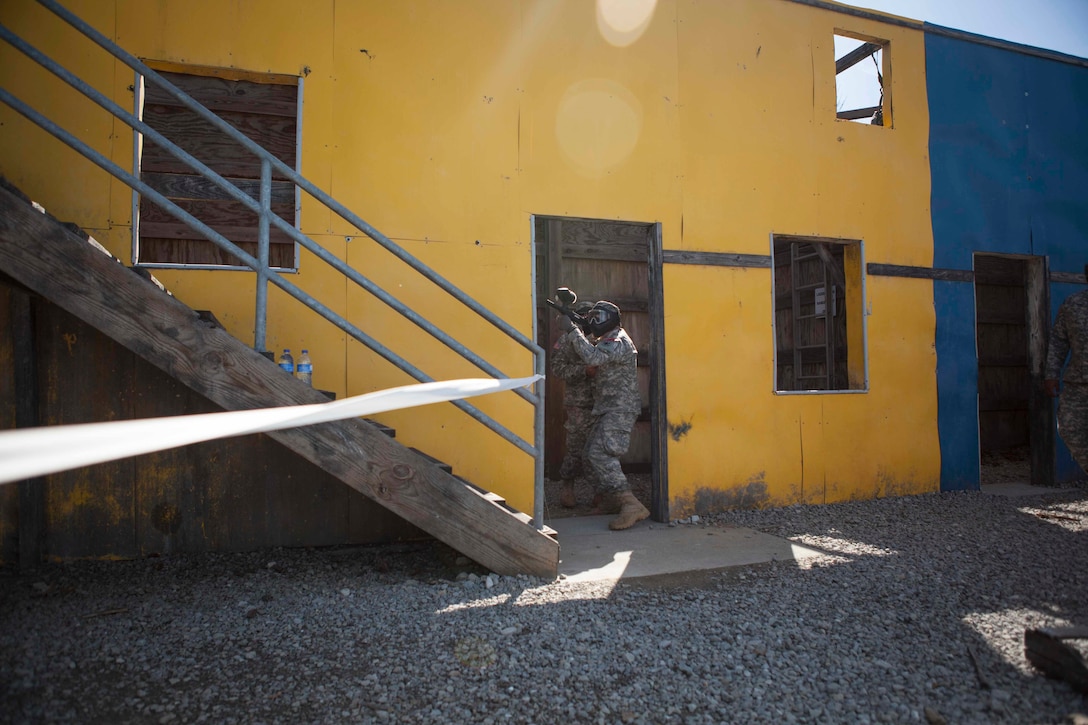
[974,254,1052,486]
[534,216,667,518]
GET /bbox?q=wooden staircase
[0,180,559,578]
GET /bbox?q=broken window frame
[834,30,891,128]
[771,234,869,394]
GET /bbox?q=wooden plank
[144,60,300,87]
[975,256,1026,286]
[543,218,565,479]
[559,245,646,263]
[12,289,44,568]
[138,221,293,246]
[836,41,883,74]
[640,224,667,521]
[0,283,17,564]
[147,71,299,118]
[1025,627,1088,693]
[558,219,649,262]
[142,172,295,204]
[663,250,771,268]
[867,263,974,282]
[140,196,296,244]
[139,237,296,269]
[140,105,296,178]
[140,194,295,234]
[1051,271,1088,285]
[131,361,213,555]
[37,302,137,560]
[1026,258,1054,486]
[0,184,558,577]
[837,105,881,121]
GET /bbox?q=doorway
[533,216,668,520]
[973,254,1052,487]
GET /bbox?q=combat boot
[560,480,576,508]
[609,491,650,530]
[590,492,620,515]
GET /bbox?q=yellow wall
[0,0,939,516]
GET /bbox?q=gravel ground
[3,486,1088,725]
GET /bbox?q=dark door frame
[531,215,669,521]
[972,252,1053,487]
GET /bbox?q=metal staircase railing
[0,0,548,527]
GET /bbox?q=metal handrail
[0,0,548,527]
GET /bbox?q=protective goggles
[588,308,611,326]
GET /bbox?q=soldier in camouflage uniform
[1045,266,1088,473]
[567,300,650,530]
[550,300,595,508]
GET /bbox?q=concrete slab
[548,515,822,583]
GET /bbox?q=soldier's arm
[570,327,628,366]
[550,334,587,381]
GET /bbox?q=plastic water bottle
[277,348,294,375]
[296,349,313,386]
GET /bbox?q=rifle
[544,287,589,332]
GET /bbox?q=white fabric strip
[0,375,542,486]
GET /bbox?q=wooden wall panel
[0,283,19,561]
[36,301,137,560]
[0,280,422,564]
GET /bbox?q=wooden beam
[837,106,881,121]
[836,42,882,74]
[0,183,558,577]
[648,223,669,523]
[141,172,295,204]
[867,263,975,282]
[1025,258,1054,487]
[12,289,44,569]
[662,250,771,268]
[1025,627,1088,693]
[1051,271,1088,285]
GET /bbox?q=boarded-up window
[137,67,299,269]
[773,235,867,393]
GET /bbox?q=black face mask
[588,308,616,337]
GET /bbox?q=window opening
[135,66,300,269]
[834,33,889,127]
[773,235,867,393]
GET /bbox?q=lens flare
[596,0,657,47]
[555,78,642,179]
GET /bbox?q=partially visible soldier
[550,300,595,508]
[567,300,649,530]
[1045,263,1088,473]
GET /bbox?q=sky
[839,0,1088,59]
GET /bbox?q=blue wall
[926,29,1088,488]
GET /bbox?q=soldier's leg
[558,407,591,507]
[1058,383,1088,474]
[585,411,647,529]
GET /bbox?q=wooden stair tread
[363,418,396,437]
[409,447,453,473]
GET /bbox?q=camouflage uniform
[1045,288,1088,471]
[568,324,641,494]
[550,325,595,481]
